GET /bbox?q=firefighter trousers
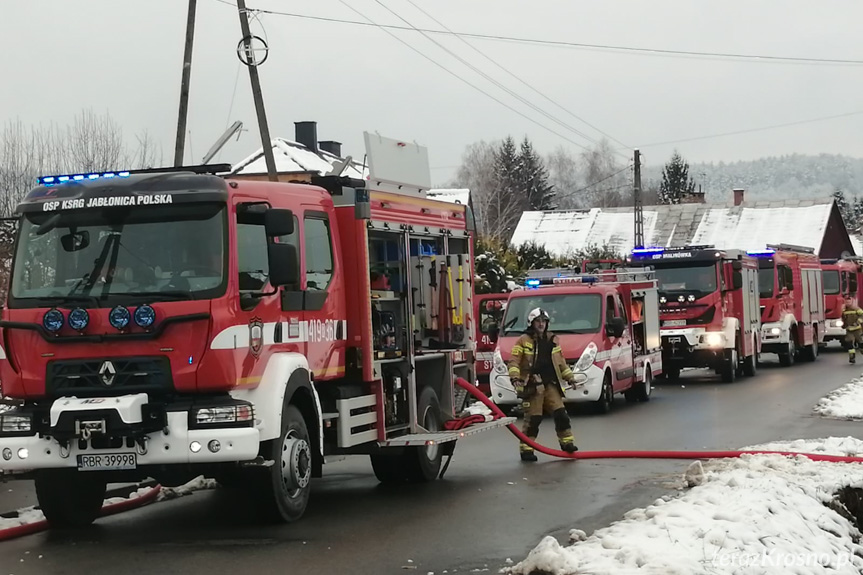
[846,329,863,361]
[519,383,575,453]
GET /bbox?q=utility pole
[236,0,278,181]
[173,0,197,167]
[633,149,644,248]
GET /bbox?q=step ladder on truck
[0,132,513,527]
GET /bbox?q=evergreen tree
[659,151,696,205]
[518,137,555,211]
[852,196,863,234]
[488,136,522,241]
[833,188,854,230]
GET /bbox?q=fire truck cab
[630,245,761,383]
[0,133,513,527]
[489,268,661,414]
[821,258,861,347]
[752,244,825,365]
[474,293,508,395]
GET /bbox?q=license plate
[664,319,686,327]
[667,337,682,344]
[77,453,137,471]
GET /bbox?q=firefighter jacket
[507,331,575,389]
[843,305,863,332]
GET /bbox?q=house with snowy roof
[511,190,855,259]
[230,121,368,181]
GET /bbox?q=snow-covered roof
[231,138,368,179]
[428,188,471,205]
[850,235,862,257]
[511,197,849,257]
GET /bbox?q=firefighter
[507,307,579,462]
[842,297,863,363]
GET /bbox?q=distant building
[512,189,855,259]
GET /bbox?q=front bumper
[760,322,789,350]
[0,395,260,472]
[824,319,846,340]
[661,328,729,367]
[490,365,602,405]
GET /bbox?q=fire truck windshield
[501,294,601,335]
[759,268,775,298]
[652,262,717,296]
[822,270,840,295]
[10,202,226,306]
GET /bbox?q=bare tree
[450,140,516,239]
[546,146,581,209]
[577,138,629,208]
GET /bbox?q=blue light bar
[526,278,541,288]
[632,247,664,255]
[37,170,132,186]
[746,249,775,257]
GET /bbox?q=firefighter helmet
[527,307,550,326]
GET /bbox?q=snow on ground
[505,437,863,575]
[814,373,863,420]
[156,476,218,501]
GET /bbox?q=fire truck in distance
[474,293,508,395]
[821,257,861,347]
[751,244,825,365]
[630,245,761,383]
[489,268,662,414]
[0,133,513,527]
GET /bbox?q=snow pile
[103,485,157,506]
[463,401,493,417]
[505,438,863,575]
[814,375,863,420]
[157,475,218,501]
[0,506,44,529]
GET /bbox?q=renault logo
[99,360,116,386]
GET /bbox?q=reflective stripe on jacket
[507,331,574,385]
[843,306,863,331]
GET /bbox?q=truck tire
[35,469,106,528]
[779,337,796,367]
[254,404,312,523]
[371,386,444,484]
[742,352,757,377]
[593,373,614,414]
[803,330,819,362]
[721,348,738,383]
[625,369,652,403]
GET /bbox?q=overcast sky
[4,0,863,184]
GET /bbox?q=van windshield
[501,293,602,335]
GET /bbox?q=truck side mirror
[783,266,794,287]
[268,243,300,287]
[732,270,743,290]
[487,322,499,341]
[264,208,295,237]
[606,316,626,338]
[731,260,743,270]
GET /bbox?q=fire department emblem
[249,318,264,358]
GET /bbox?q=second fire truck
[630,245,761,383]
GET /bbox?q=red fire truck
[489,268,661,414]
[750,244,825,365]
[0,134,512,527]
[821,258,861,347]
[474,293,508,395]
[629,245,761,383]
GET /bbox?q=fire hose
[453,378,863,464]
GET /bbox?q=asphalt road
[2,346,862,575]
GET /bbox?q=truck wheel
[255,404,312,523]
[371,387,444,484]
[803,331,819,362]
[721,348,738,383]
[625,370,652,403]
[742,352,757,377]
[779,338,796,367]
[35,469,106,528]
[593,373,614,414]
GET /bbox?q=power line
[367,0,614,154]
[400,0,630,150]
[635,109,863,148]
[325,0,607,153]
[235,5,863,66]
[558,164,633,199]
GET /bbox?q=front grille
[46,357,173,397]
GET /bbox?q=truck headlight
[703,332,724,347]
[0,413,31,433]
[493,349,508,375]
[574,342,598,372]
[769,327,781,335]
[836,319,844,328]
[193,404,254,426]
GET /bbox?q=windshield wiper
[122,290,193,301]
[27,294,101,308]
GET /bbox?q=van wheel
[593,373,614,414]
[35,469,106,528]
[252,404,312,523]
[625,370,652,403]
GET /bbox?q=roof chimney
[294,121,318,153]
[319,141,342,157]
[733,188,745,206]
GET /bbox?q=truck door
[301,210,347,381]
